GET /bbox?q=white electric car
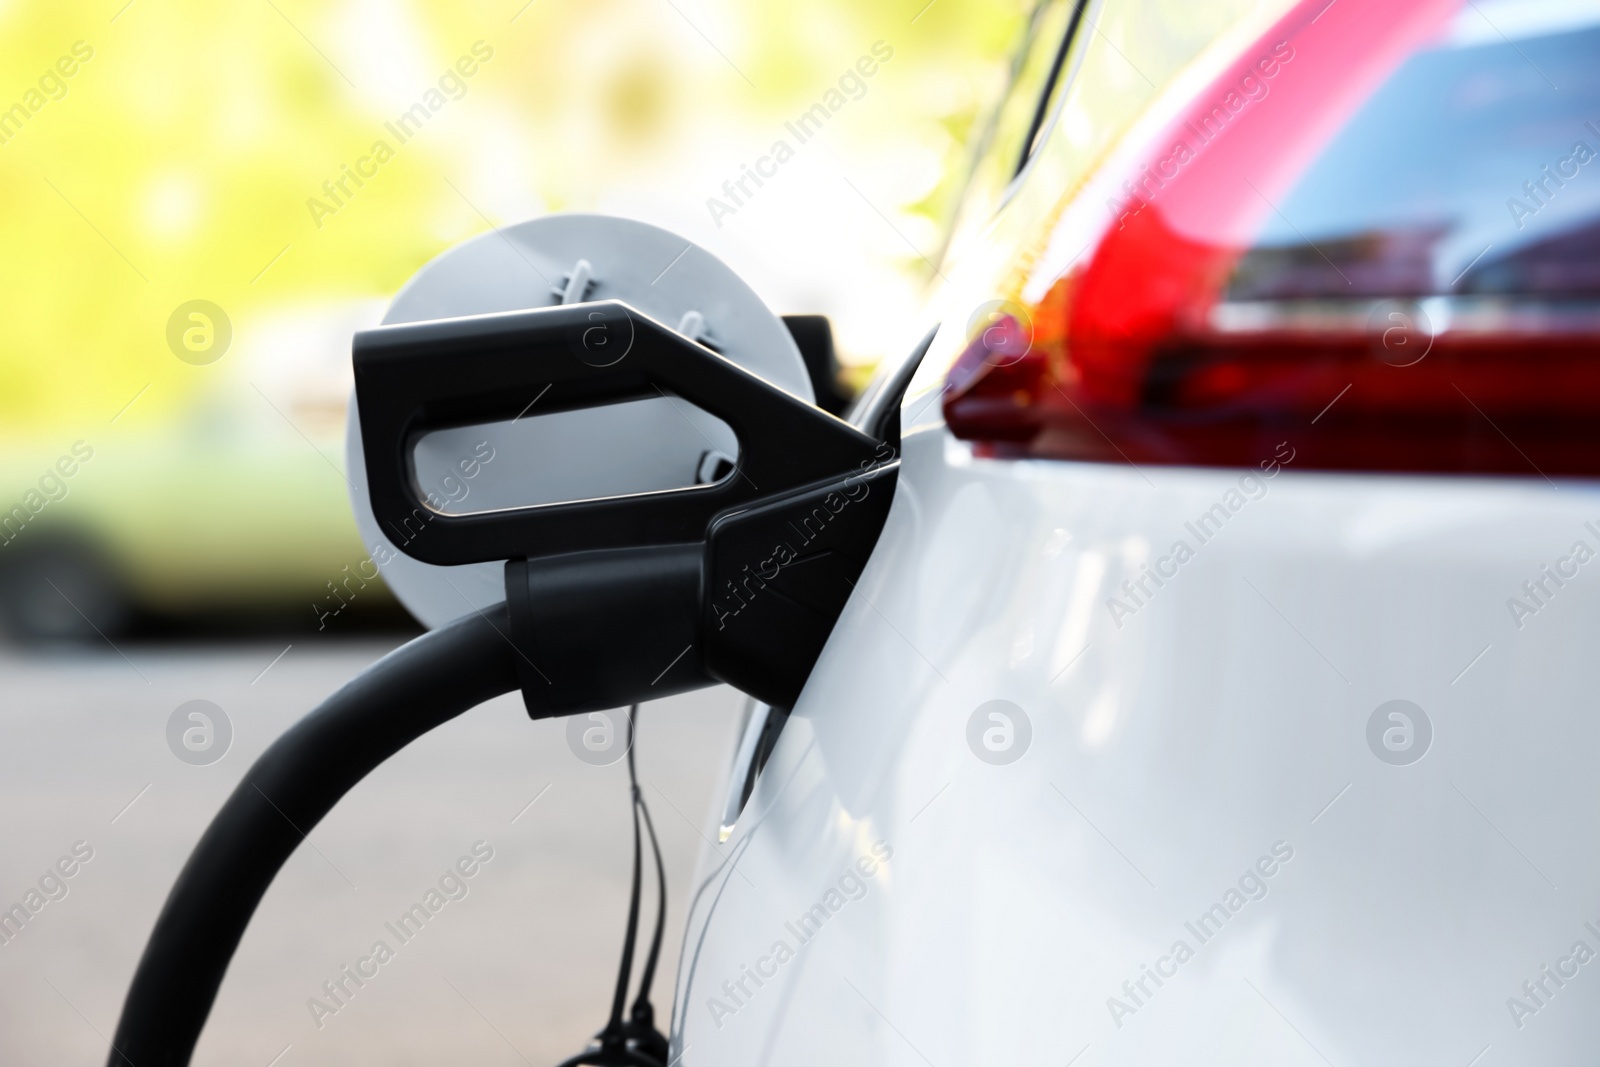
[103,0,1600,1063]
[673,0,1600,1063]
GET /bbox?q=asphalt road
[0,636,747,1066]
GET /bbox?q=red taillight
[945,0,1600,476]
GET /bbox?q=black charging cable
[557,706,670,1067]
[105,609,677,1067]
[107,607,521,1067]
[627,708,672,1064]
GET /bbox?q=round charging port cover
[344,213,813,630]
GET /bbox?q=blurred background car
[0,299,389,640]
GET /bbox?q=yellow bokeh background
[1,0,1029,431]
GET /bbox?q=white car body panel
[674,416,1600,1064]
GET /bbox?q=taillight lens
[946,0,1600,476]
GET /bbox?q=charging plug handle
[354,301,885,565]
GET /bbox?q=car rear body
[674,0,1600,1061]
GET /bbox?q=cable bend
[108,606,521,1067]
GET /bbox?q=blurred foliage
[0,0,1034,436]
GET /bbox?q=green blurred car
[0,301,399,641]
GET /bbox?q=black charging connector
[356,300,902,714]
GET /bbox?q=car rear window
[1228,10,1600,301]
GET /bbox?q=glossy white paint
[674,418,1600,1064]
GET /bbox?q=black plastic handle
[353,301,883,566]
